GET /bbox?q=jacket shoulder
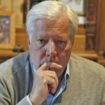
[70,53,105,81]
[0,52,29,77]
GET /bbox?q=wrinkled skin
[29,15,72,105]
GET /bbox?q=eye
[58,40,66,44]
[39,39,46,43]
[36,39,47,48]
[56,40,66,49]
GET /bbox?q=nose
[45,39,57,62]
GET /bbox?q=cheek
[29,45,46,68]
[29,44,44,57]
[60,44,71,58]
[60,50,70,59]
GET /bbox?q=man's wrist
[29,94,40,105]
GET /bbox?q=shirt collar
[64,63,70,80]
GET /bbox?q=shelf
[0,50,19,58]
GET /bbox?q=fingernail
[43,79,47,83]
[59,65,63,68]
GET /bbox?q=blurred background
[0,0,105,66]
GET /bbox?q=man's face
[29,15,72,79]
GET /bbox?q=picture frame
[12,0,24,28]
[61,0,86,16]
[0,11,15,49]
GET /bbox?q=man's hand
[29,63,62,105]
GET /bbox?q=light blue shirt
[46,71,69,105]
[32,64,70,105]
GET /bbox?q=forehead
[34,14,70,30]
[32,15,71,40]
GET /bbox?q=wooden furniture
[0,50,19,63]
[96,0,105,53]
[85,0,97,50]
[98,56,105,66]
[73,50,98,61]
[85,0,105,55]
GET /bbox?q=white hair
[26,0,78,42]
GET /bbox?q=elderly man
[0,1,105,105]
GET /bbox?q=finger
[36,70,59,94]
[44,71,59,87]
[44,76,58,94]
[48,62,62,70]
[38,63,48,70]
[36,70,58,93]
[36,63,50,77]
